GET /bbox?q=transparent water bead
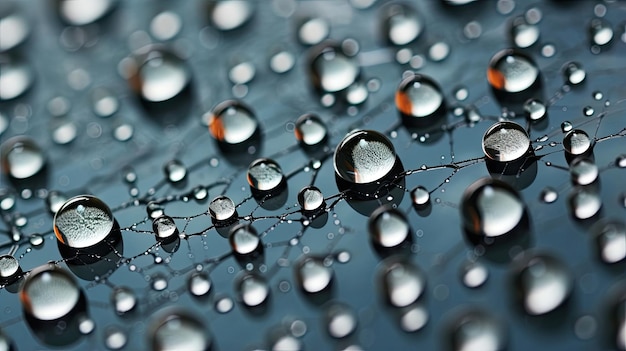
[57,0,116,26]
[298,186,325,212]
[149,309,211,351]
[54,195,114,248]
[563,62,586,85]
[19,264,81,320]
[0,254,21,284]
[47,191,68,214]
[188,272,212,297]
[0,136,45,179]
[112,287,137,314]
[208,100,259,145]
[487,49,539,93]
[570,158,598,186]
[238,273,270,307]
[563,129,592,156]
[369,206,410,248]
[295,113,327,147]
[163,159,187,183]
[130,47,190,103]
[411,186,430,208]
[334,130,397,184]
[309,42,360,93]
[208,1,253,31]
[229,224,261,255]
[0,55,33,100]
[380,259,425,307]
[247,158,285,192]
[594,220,626,264]
[590,18,613,46]
[296,256,333,294]
[461,261,489,288]
[482,121,531,162]
[561,121,573,133]
[568,187,602,220]
[461,178,526,238]
[325,303,357,338]
[446,309,507,351]
[523,99,546,121]
[152,215,178,239]
[381,3,423,46]
[209,195,237,223]
[395,74,445,122]
[513,252,572,315]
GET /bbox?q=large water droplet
[570,158,598,186]
[298,186,325,213]
[563,62,586,85]
[563,129,592,157]
[334,130,397,184]
[590,18,613,46]
[295,113,327,147]
[130,47,190,103]
[111,287,137,314]
[594,220,626,264]
[247,158,285,192]
[54,195,114,248]
[482,121,531,162]
[461,178,526,238]
[209,195,237,224]
[163,159,187,183]
[57,0,116,26]
[0,254,21,284]
[0,55,33,100]
[446,309,507,351]
[487,49,539,93]
[153,215,178,240]
[325,303,357,338]
[1,136,45,179]
[369,206,410,248]
[208,0,253,31]
[19,264,81,320]
[395,74,445,125]
[296,256,333,294]
[238,273,269,307]
[513,252,572,315]
[208,100,259,145]
[229,224,261,255]
[380,259,425,307]
[149,309,211,351]
[381,3,423,46]
[308,42,360,93]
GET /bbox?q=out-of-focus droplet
[308,42,360,93]
[369,206,410,248]
[150,11,182,41]
[563,62,586,85]
[590,18,613,46]
[568,187,602,220]
[325,303,357,338]
[92,87,119,118]
[57,0,116,26]
[111,287,137,314]
[54,195,114,248]
[129,47,190,103]
[511,16,539,48]
[46,190,68,214]
[563,129,592,157]
[1,136,45,179]
[0,6,30,52]
[380,3,423,46]
[593,220,626,264]
[461,261,488,288]
[19,264,81,320]
[149,310,211,351]
[616,155,626,168]
[428,42,450,62]
[570,158,598,186]
[524,99,546,121]
[334,130,397,184]
[380,259,425,307]
[540,187,558,203]
[229,61,255,85]
[208,100,259,145]
[296,256,333,294]
[238,273,269,307]
[229,224,261,255]
[487,49,539,94]
[270,50,295,74]
[461,178,526,238]
[0,254,21,285]
[400,304,429,332]
[104,327,127,350]
[298,18,329,46]
[188,272,211,297]
[298,186,325,213]
[446,309,507,351]
[113,124,134,142]
[151,274,168,291]
[209,195,237,223]
[247,158,285,192]
[208,1,253,31]
[295,113,327,147]
[153,215,178,240]
[52,122,78,145]
[395,74,445,125]
[0,189,15,211]
[163,159,187,183]
[214,296,233,314]
[513,252,572,315]
[482,121,531,162]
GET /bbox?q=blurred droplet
[150,11,182,41]
[229,224,261,255]
[380,259,425,307]
[1,136,45,179]
[461,261,488,288]
[446,309,507,351]
[524,99,546,121]
[188,272,212,297]
[0,55,33,101]
[296,256,333,294]
[19,265,81,320]
[57,0,116,26]
[594,220,626,264]
[208,1,253,31]
[309,42,360,93]
[380,3,423,46]
[295,113,327,147]
[238,273,269,307]
[325,303,357,338]
[570,158,598,186]
[112,287,137,314]
[149,310,211,351]
[164,159,187,183]
[563,62,586,85]
[369,206,410,248]
[299,18,329,46]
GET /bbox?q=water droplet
[461,178,526,238]
[1,55,33,101]
[92,88,119,118]
[400,304,429,332]
[380,3,423,46]
[270,333,302,351]
[215,296,233,314]
[270,50,295,74]
[131,48,190,103]
[104,326,127,350]
[561,121,573,133]
[594,220,626,264]
[152,274,168,291]
[229,224,261,255]
[29,233,44,246]
[78,317,95,335]
[229,61,255,85]
[590,18,613,46]
[428,41,450,62]
[334,130,397,184]
[295,113,327,147]
[192,186,208,201]
[147,202,164,219]
[395,74,445,124]
[238,273,269,307]
[369,206,410,248]
[563,129,592,156]
[153,215,178,239]
[0,189,15,210]
[111,287,137,314]
[57,0,116,26]
[52,122,78,145]
[583,106,594,117]
[208,100,259,145]
[345,81,369,105]
[411,186,430,208]
[113,124,134,142]
[208,0,253,31]
[54,195,114,248]
[149,310,211,351]
[188,272,211,297]
[540,187,558,203]
[482,121,531,162]
[150,11,182,41]
[19,265,80,320]
[325,303,357,338]
[309,42,360,93]
[164,159,187,183]
[298,186,325,213]
[487,49,539,93]
[461,261,488,288]
[524,99,546,121]
[380,259,425,307]
[570,158,598,186]
[247,158,285,192]
[616,155,626,168]
[296,256,333,294]
[298,18,329,46]
[209,195,237,223]
[568,187,602,220]
[446,309,507,351]
[0,136,45,179]
[563,62,586,85]
[511,17,539,48]
[0,6,30,52]
[513,252,572,315]
[0,254,21,284]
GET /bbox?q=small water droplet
[395,74,445,125]
[524,99,546,121]
[188,272,211,297]
[0,6,30,52]
[563,129,592,156]
[238,273,269,307]
[568,187,602,220]
[583,106,594,117]
[380,3,423,46]
[411,186,430,208]
[104,326,127,350]
[229,224,261,255]
[295,113,327,147]
[152,274,168,291]
[147,201,165,219]
[0,54,34,101]
[540,187,558,203]
[511,16,539,48]
[369,206,410,248]
[149,310,211,351]
[0,254,21,284]
[19,264,80,320]
[308,42,360,93]
[296,256,333,294]
[563,62,586,85]
[208,0,252,31]
[298,186,325,213]
[561,121,573,133]
[487,49,539,94]
[57,0,116,26]
[164,159,187,183]
[54,195,114,248]
[208,100,259,145]
[325,303,357,338]
[209,195,237,224]
[400,304,429,332]
[111,287,137,314]
[150,11,182,41]
[594,220,626,264]
[298,17,329,46]
[215,296,233,314]
[130,48,190,103]
[270,50,295,74]
[228,61,255,85]
[153,215,178,239]
[334,130,397,184]
[29,233,43,247]
[113,124,134,142]
[570,158,598,186]
[78,317,95,335]
[0,189,16,211]
[593,91,603,101]
[461,261,488,288]
[1,136,45,179]
[482,121,531,162]
[380,259,425,307]
[590,18,613,46]
[52,121,78,145]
